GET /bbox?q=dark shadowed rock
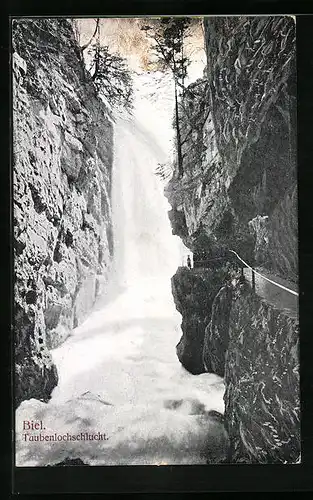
[200,412,230,464]
[171,267,227,374]
[48,458,89,466]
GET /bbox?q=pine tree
[141,18,192,178]
[79,18,133,111]
[88,43,133,111]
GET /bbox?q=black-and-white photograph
[12,15,299,466]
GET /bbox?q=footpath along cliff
[13,19,114,407]
[166,16,300,463]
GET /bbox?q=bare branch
[81,18,100,52]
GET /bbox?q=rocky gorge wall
[224,283,300,463]
[166,16,300,463]
[13,19,114,407]
[166,16,297,280]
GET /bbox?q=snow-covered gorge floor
[15,72,226,466]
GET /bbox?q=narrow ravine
[16,74,227,466]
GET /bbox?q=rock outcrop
[48,458,89,466]
[13,19,113,407]
[171,267,228,374]
[167,16,299,463]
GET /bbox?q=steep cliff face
[13,19,113,407]
[165,16,297,279]
[224,283,300,463]
[167,16,299,463]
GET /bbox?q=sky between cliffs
[76,17,206,84]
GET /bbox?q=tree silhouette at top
[88,43,133,111]
[141,18,192,178]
